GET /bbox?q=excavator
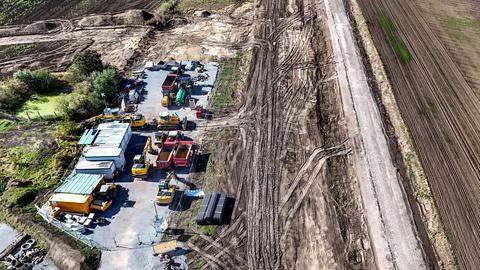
[131,137,154,178]
[155,112,188,131]
[85,113,146,129]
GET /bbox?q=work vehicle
[85,113,146,129]
[173,141,193,167]
[175,87,186,106]
[131,154,150,178]
[157,187,175,205]
[154,131,167,146]
[162,95,170,107]
[196,106,213,120]
[90,184,118,212]
[161,73,178,95]
[157,112,188,130]
[128,89,139,104]
[165,130,184,143]
[157,142,176,169]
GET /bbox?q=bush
[0,77,30,113]
[56,81,104,121]
[91,67,122,104]
[14,69,61,93]
[2,187,38,208]
[69,50,104,82]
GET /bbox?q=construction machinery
[156,172,178,205]
[131,137,154,178]
[90,184,118,212]
[85,113,146,129]
[154,131,167,146]
[157,112,188,130]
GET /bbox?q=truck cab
[131,154,150,178]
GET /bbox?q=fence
[35,205,106,250]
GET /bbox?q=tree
[14,69,61,93]
[69,49,103,82]
[91,67,121,104]
[56,81,103,121]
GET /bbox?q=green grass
[177,0,235,12]
[442,16,480,30]
[378,14,411,64]
[212,54,243,108]
[16,91,66,120]
[193,259,206,269]
[0,120,15,133]
[441,16,480,42]
[0,0,46,25]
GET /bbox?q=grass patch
[378,14,411,64]
[193,259,206,269]
[0,120,15,133]
[0,0,46,25]
[177,0,235,13]
[16,91,66,120]
[442,16,480,30]
[212,54,244,108]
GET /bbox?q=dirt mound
[75,10,152,27]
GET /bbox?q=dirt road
[356,0,480,268]
[323,0,430,268]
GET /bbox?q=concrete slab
[0,223,18,253]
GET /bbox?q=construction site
[0,0,480,269]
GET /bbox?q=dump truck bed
[173,141,193,167]
[157,143,175,169]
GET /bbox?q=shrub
[56,81,104,121]
[14,69,61,93]
[0,78,30,113]
[69,49,104,82]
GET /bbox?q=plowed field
[356,0,480,268]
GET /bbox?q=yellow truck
[131,154,151,178]
[162,96,170,107]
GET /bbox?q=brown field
[356,0,480,268]
[1,0,161,25]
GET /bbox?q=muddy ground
[181,0,373,269]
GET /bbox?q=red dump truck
[173,141,193,167]
[162,73,178,96]
[157,142,176,169]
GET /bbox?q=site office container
[83,146,126,170]
[49,174,106,214]
[173,141,193,167]
[157,142,176,169]
[93,122,132,152]
[74,160,117,180]
[49,194,94,214]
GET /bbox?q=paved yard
[94,62,218,270]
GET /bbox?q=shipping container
[75,160,116,179]
[83,147,126,169]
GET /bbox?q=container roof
[55,174,103,195]
[83,147,122,157]
[78,129,100,145]
[75,160,114,170]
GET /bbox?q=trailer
[156,143,175,169]
[161,73,178,95]
[74,160,116,180]
[173,141,193,167]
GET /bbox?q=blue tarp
[185,189,205,198]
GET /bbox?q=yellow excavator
[85,113,146,129]
[131,137,153,178]
[156,112,188,130]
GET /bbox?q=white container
[75,160,116,179]
[83,147,126,170]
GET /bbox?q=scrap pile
[1,238,46,270]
